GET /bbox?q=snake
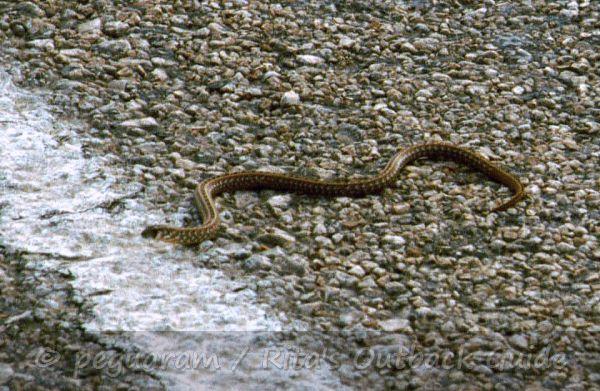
[142,142,526,245]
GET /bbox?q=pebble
[27,39,54,51]
[267,194,292,210]
[334,271,358,289]
[314,235,333,248]
[348,265,366,278]
[94,39,132,55]
[313,223,327,235]
[280,255,309,277]
[383,235,406,246]
[467,84,489,95]
[119,117,159,130]
[338,36,355,48]
[104,21,129,37]
[257,228,296,248]
[78,18,102,34]
[281,90,300,106]
[0,363,14,385]
[509,334,529,350]
[151,68,168,81]
[5,310,33,324]
[378,318,410,332]
[297,55,324,65]
[384,281,406,294]
[243,254,272,272]
[331,233,344,243]
[337,310,362,327]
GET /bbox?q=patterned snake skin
[142,143,526,245]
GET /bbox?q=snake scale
[142,142,526,245]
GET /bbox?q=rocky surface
[0,0,598,389]
[0,250,164,390]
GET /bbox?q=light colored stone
[78,18,102,34]
[379,318,410,332]
[281,90,301,106]
[297,54,324,65]
[383,235,406,246]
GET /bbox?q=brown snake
[142,142,526,245]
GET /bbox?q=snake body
[142,143,525,245]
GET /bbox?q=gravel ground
[0,249,164,390]
[0,0,598,389]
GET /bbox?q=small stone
[415,307,432,317]
[509,334,528,349]
[58,48,87,58]
[484,68,499,78]
[400,42,417,53]
[472,365,494,376]
[314,236,333,248]
[174,158,195,170]
[27,39,54,51]
[559,70,586,87]
[95,39,132,55]
[392,204,410,214]
[243,254,272,271]
[556,242,576,253]
[0,268,11,283]
[379,318,410,332]
[108,79,129,91]
[281,90,301,106]
[376,275,390,287]
[281,255,309,276]
[358,277,377,290]
[384,281,406,294]
[313,223,327,235]
[235,192,259,209]
[5,310,32,324]
[339,36,355,48]
[267,194,292,210]
[195,27,210,37]
[119,117,159,130]
[103,21,129,37]
[297,54,324,65]
[257,228,296,248]
[348,265,366,278]
[383,235,406,246]
[168,168,185,179]
[334,271,358,289]
[16,2,45,17]
[0,363,14,385]
[207,22,228,36]
[467,84,489,95]
[441,320,456,333]
[262,71,281,81]
[215,244,251,260]
[78,18,102,34]
[413,37,439,53]
[491,239,506,250]
[332,233,344,243]
[562,139,578,150]
[151,68,168,81]
[337,311,362,327]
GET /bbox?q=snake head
[141,225,163,239]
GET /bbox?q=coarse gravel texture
[1,0,598,390]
